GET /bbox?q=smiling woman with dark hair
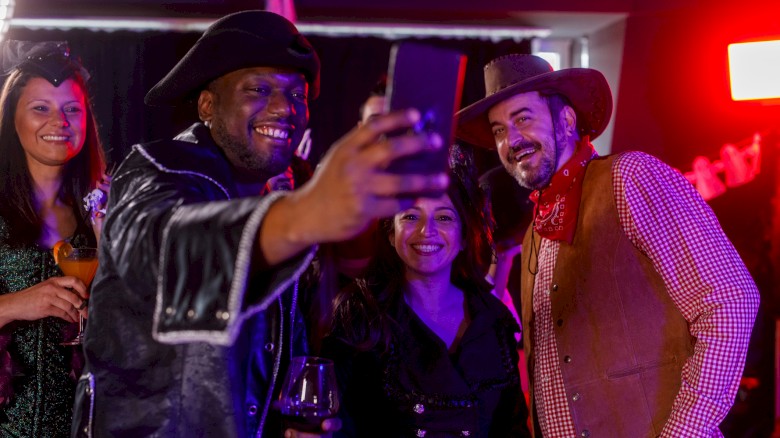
[322,148,531,438]
[0,40,108,437]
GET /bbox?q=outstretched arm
[259,109,447,266]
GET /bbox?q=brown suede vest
[521,154,695,438]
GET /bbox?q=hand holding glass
[276,356,340,433]
[55,244,98,346]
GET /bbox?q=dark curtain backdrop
[6,26,529,171]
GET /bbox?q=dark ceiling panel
[13,0,640,20]
[14,0,261,18]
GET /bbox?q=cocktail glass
[57,247,98,346]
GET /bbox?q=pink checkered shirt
[532,152,759,437]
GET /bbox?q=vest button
[247,405,258,416]
[572,392,581,401]
[557,318,564,327]
[581,430,590,437]
[551,284,559,292]
[264,342,274,352]
[564,355,572,363]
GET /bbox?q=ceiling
[12,0,705,39]
[13,0,759,47]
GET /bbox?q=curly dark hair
[331,144,495,353]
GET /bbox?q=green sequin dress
[0,215,87,438]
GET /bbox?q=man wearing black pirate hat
[74,10,447,438]
[456,54,758,437]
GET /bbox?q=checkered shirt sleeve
[614,152,760,438]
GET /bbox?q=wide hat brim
[456,57,612,149]
[145,10,320,106]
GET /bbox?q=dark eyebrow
[435,207,457,214]
[25,98,81,105]
[489,106,532,127]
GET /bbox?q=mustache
[507,141,539,162]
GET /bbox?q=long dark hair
[331,145,495,353]
[0,66,104,246]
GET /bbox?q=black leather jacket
[72,124,314,438]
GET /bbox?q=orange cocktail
[58,257,98,285]
[55,244,98,345]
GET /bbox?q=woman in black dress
[323,149,531,438]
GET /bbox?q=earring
[204,120,212,129]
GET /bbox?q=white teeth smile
[513,147,535,162]
[42,135,69,141]
[412,244,443,254]
[255,126,289,140]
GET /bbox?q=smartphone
[384,42,467,180]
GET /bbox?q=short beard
[210,118,292,180]
[506,152,554,190]
[504,126,568,191]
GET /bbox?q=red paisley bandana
[529,139,597,243]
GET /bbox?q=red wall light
[728,40,780,101]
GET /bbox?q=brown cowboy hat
[455,54,612,149]
[145,10,320,106]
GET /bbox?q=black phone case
[385,42,466,179]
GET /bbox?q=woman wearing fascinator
[0,40,108,437]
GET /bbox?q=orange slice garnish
[52,240,73,265]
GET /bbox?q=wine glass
[56,246,98,346]
[276,356,340,433]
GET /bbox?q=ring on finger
[77,299,88,310]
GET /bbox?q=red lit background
[612,0,780,166]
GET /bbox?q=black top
[0,214,92,438]
[323,286,531,438]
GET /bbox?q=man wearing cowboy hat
[456,54,758,437]
[72,10,447,438]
